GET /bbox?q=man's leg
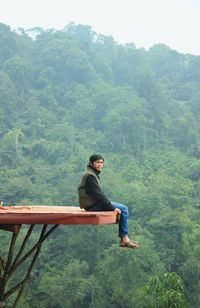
[85,201,139,248]
[111,201,129,237]
[111,201,139,248]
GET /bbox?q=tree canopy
[1,22,200,307]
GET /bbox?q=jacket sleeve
[85,175,114,211]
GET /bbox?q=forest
[0,21,200,307]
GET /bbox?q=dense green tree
[1,21,200,307]
[144,272,187,308]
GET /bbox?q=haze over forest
[1,21,200,307]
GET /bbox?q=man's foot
[119,239,140,249]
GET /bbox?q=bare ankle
[121,236,128,242]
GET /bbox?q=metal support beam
[0,224,59,307]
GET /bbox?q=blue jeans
[86,201,129,237]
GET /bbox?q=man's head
[89,154,104,171]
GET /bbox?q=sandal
[119,239,140,249]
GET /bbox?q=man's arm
[85,175,114,211]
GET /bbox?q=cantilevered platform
[0,205,118,225]
[0,205,118,307]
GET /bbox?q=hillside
[1,22,200,307]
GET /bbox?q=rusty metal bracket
[0,224,59,307]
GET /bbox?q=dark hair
[89,154,104,164]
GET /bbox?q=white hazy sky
[0,0,199,55]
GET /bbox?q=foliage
[1,21,200,307]
[144,272,187,308]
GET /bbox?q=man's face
[91,159,104,171]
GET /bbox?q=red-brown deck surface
[0,205,117,225]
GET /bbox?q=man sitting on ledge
[78,154,139,249]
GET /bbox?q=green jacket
[78,167,101,209]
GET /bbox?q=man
[78,154,139,249]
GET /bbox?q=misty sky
[0,0,199,55]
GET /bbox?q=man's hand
[114,208,121,223]
[114,208,121,214]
